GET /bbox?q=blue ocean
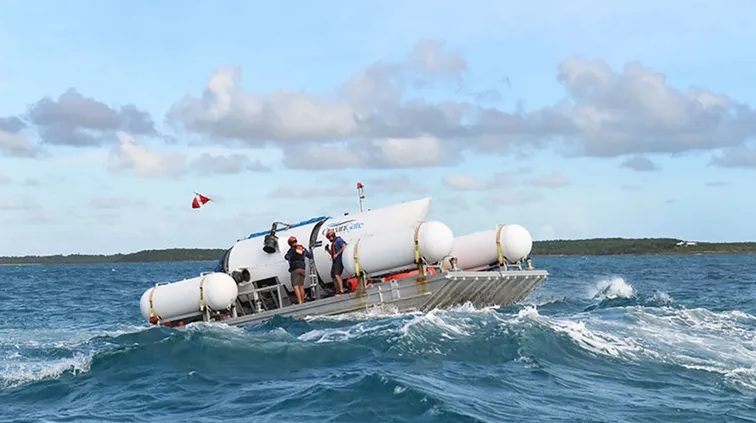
[1,254,754,422]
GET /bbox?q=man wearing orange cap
[284,235,313,304]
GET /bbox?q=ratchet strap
[495,224,505,266]
[413,222,425,276]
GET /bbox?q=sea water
[0,254,754,422]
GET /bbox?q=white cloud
[529,171,569,188]
[442,174,487,191]
[437,194,471,213]
[189,152,270,174]
[0,173,11,184]
[360,175,428,195]
[267,174,428,200]
[0,197,40,211]
[547,58,756,157]
[282,143,366,169]
[443,171,557,191]
[3,38,755,176]
[0,117,44,158]
[108,133,186,178]
[267,187,354,199]
[710,145,756,169]
[282,135,457,169]
[27,88,155,146]
[168,67,358,144]
[408,39,467,82]
[477,189,544,210]
[620,155,660,171]
[165,44,756,170]
[90,196,148,209]
[370,135,447,167]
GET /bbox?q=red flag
[191,192,212,209]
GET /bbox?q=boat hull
[217,268,548,326]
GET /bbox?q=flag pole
[357,182,365,212]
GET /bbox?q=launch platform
[138,193,549,328]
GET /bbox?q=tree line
[0,248,226,265]
[1,239,755,265]
[532,238,756,256]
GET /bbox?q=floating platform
[139,193,549,328]
[144,262,548,328]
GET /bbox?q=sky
[1,0,755,256]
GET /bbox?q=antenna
[357,181,365,212]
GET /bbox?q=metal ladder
[308,258,321,300]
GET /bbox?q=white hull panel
[225,197,432,291]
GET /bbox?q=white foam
[297,318,402,343]
[523,296,566,307]
[724,366,756,392]
[517,303,756,391]
[179,321,248,336]
[0,325,151,350]
[303,305,414,322]
[297,303,503,346]
[0,353,93,389]
[648,290,673,305]
[0,324,153,388]
[588,276,636,300]
[555,319,648,359]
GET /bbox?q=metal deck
[216,268,548,327]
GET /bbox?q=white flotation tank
[139,272,238,323]
[498,224,533,263]
[342,220,454,277]
[442,224,533,270]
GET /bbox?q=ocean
[0,254,754,422]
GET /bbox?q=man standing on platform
[325,229,346,294]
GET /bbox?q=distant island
[1,238,754,265]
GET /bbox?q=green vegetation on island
[1,238,755,265]
[0,248,225,265]
[533,238,756,256]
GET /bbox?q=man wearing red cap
[325,229,346,294]
[284,236,313,304]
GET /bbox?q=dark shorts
[290,268,306,287]
[331,260,344,278]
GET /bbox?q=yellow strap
[199,275,207,312]
[353,239,369,295]
[149,287,157,319]
[413,223,425,276]
[413,224,421,264]
[495,224,505,266]
[353,239,362,278]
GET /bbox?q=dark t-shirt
[284,244,312,271]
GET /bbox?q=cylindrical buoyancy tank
[139,272,239,323]
[342,220,454,277]
[441,224,533,270]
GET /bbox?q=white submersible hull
[138,197,549,327]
